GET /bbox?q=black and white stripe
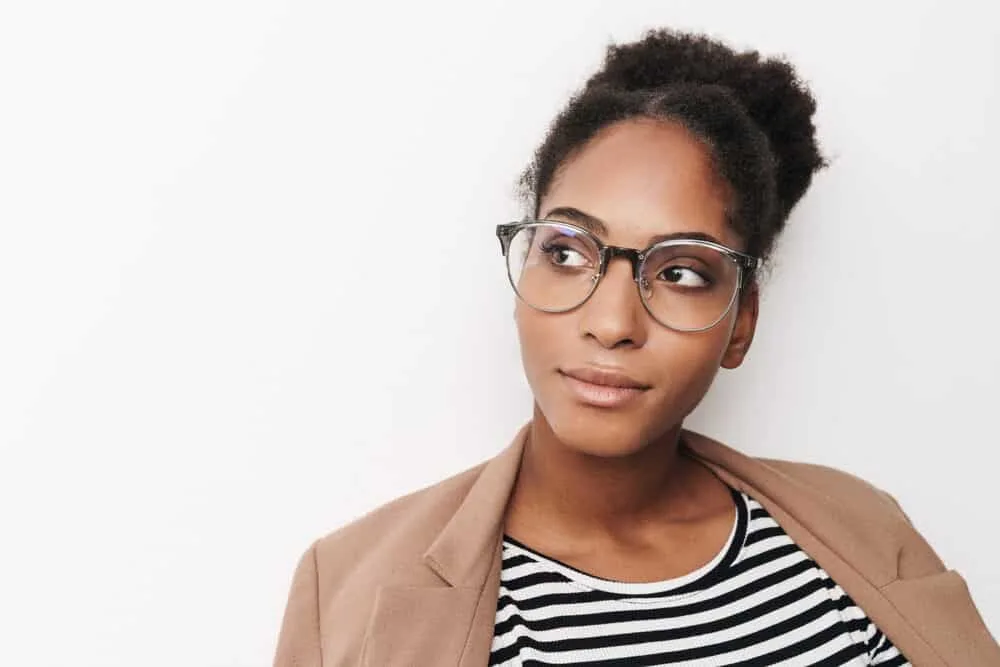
[490,487,908,666]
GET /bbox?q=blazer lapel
[360,543,506,667]
[881,571,1000,666]
[360,425,527,666]
[459,537,505,667]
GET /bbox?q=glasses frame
[496,219,761,333]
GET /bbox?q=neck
[509,406,706,539]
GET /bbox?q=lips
[558,367,650,408]
[560,367,651,390]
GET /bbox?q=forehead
[540,119,738,248]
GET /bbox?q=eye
[540,242,590,268]
[659,265,710,288]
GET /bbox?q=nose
[578,253,648,349]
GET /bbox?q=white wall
[1,1,997,664]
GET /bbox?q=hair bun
[585,29,826,221]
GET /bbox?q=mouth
[558,367,651,408]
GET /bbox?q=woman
[273,29,1000,666]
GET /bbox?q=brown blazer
[273,426,1000,666]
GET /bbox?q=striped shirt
[490,486,909,666]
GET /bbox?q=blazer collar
[423,423,897,590]
[362,424,528,667]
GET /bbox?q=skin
[503,118,760,582]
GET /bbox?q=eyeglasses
[496,220,760,333]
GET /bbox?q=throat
[503,417,733,554]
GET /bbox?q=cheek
[644,319,736,409]
[650,331,728,385]
[660,315,735,368]
[514,302,561,381]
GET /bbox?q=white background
[1,1,998,665]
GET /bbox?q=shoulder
[684,429,913,528]
[275,458,497,663]
[749,454,945,578]
[274,456,504,663]
[684,428,950,583]
[758,455,908,517]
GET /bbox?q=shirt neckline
[501,485,748,598]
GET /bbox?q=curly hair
[519,28,827,263]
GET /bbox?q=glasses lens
[506,223,600,312]
[640,242,741,331]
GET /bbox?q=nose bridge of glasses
[602,245,644,283]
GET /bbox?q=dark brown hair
[519,28,827,262]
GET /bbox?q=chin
[536,401,661,459]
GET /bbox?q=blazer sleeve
[273,540,323,667]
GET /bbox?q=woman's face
[516,118,758,457]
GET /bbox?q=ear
[721,282,759,369]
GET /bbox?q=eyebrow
[540,206,725,246]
